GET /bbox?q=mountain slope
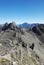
[0,22,44,65]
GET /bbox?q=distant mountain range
[19,22,39,28]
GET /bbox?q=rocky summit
[0,22,44,65]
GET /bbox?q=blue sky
[0,0,44,24]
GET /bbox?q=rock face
[0,22,44,65]
[32,24,44,44]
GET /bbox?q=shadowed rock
[30,43,34,50]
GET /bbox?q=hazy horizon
[0,0,44,24]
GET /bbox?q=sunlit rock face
[0,22,44,65]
